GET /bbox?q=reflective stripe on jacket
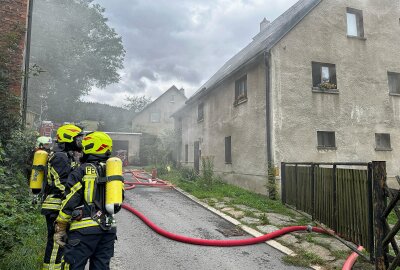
[41,150,76,214]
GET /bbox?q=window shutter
[312,62,321,86]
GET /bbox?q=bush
[266,162,278,200]
[179,166,198,182]
[200,156,214,189]
[0,130,42,265]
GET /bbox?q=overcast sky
[83,0,299,106]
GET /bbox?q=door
[194,141,200,174]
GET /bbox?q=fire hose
[123,171,364,267]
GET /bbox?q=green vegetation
[388,211,397,225]
[200,156,214,190]
[139,129,180,167]
[0,133,45,269]
[266,162,278,200]
[282,250,325,267]
[160,169,293,216]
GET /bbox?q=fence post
[333,164,337,232]
[373,161,387,270]
[295,164,298,209]
[311,163,315,219]
[281,162,286,204]
[367,162,374,262]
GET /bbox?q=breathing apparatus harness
[72,161,124,231]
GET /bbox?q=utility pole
[22,0,34,127]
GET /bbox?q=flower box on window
[318,82,337,90]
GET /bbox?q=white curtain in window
[347,13,358,36]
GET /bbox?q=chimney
[179,87,185,96]
[260,17,270,32]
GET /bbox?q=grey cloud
[88,0,298,105]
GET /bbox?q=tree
[123,95,152,112]
[28,0,125,122]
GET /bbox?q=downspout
[22,0,34,126]
[264,51,272,164]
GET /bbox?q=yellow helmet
[82,131,112,155]
[56,124,82,143]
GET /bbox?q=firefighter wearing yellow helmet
[54,131,124,269]
[41,124,83,270]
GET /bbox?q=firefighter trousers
[43,213,64,269]
[63,230,116,270]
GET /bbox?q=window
[185,144,188,162]
[317,131,336,149]
[375,133,391,151]
[197,103,204,122]
[170,95,175,103]
[312,62,337,90]
[225,136,232,164]
[150,112,160,123]
[346,8,364,38]
[234,75,247,104]
[388,72,400,95]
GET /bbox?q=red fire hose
[342,246,364,270]
[122,203,327,246]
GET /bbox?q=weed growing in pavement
[331,250,350,260]
[259,213,269,225]
[282,250,325,268]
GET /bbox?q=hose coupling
[306,225,313,232]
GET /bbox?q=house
[172,0,400,194]
[132,85,187,135]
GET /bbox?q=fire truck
[39,121,54,137]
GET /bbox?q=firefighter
[36,136,53,151]
[54,131,123,270]
[42,124,83,270]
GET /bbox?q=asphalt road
[110,184,310,270]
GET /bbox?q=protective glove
[54,221,68,247]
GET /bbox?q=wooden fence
[281,162,374,257]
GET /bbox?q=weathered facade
[132,85,187,135]
[174,0,400,193]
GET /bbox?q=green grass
[388,211,397,225]
[282,250,325,267]
[0,213,46,270]
[162,170,294,216]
